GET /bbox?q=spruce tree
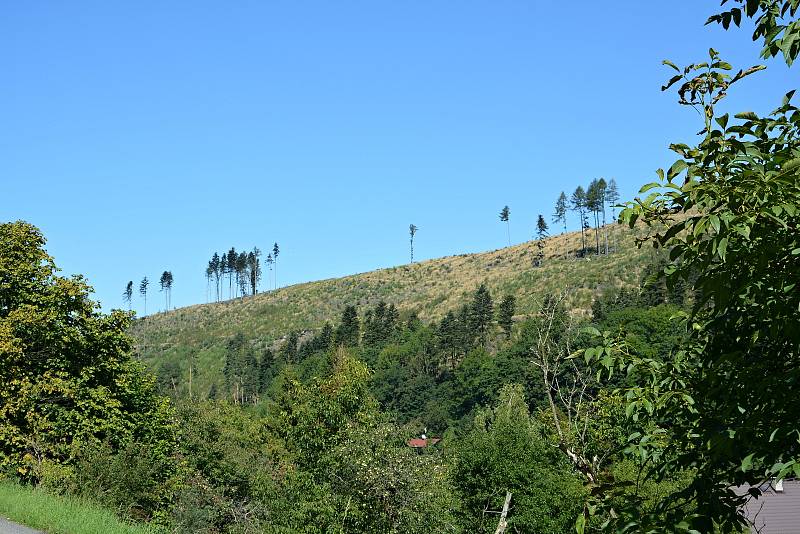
[248,247,261,295]
[266,253,274,291]
[220,253,228,300]
[586,179,606,255]
[226,248,237,299]
[499,205,511,246]
[335,305,360,347]
[318,322,334,351]
[123,281,133,310]
[606,179,621,252]
[159,271,169,310]
[553,192,568,235]
[535,214,549,266]
[497,295,516,338]
[597,178,608,254]
[139,276,149,315]
[210,252,221,301]
[570,186,588,256]
[166,271,173,309]
[409,224,418,263]
[272,243,280,289]
[437,311,458,369]
[259,349,274,393]
[281,332,299,364]
[236,251,248,297]
[469,283,494,346]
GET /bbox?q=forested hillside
[132,221,661,395]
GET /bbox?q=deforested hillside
[131,221,664,390]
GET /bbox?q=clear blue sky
[1,1,793,314]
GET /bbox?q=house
[407,433,441,449]
[740,479,800,533]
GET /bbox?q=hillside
[131,222,661,389]
[131,222,661,390]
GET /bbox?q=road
[0,518,42,534]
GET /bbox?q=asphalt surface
[0,518,42,534]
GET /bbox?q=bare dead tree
[528,291,613,483]
[494,491,512,534]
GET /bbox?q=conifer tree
[318,321,334,351]
[248,247,261,295]
[469,283,494,346]
[226,248,237,299]
[409,224,418,263]
[266,253,273,290]
[606,179,621,252]
[236,251,248,297]
[499,206,511,246]
[597,178,609,254]
[219,253,228,300]
[258,349,274,394]
[205,264,213,303]
[139,276,149,315]
[586,179,602,255]
[437,311,459,369]
[281,332,299,364]
[570,186,588,256]
[272,243,280,289]
[497,294,516,338]
[159,271,170,310]
[535,214,549,266]
[335,305,360,347]
[166,271,173,308]
[123,281,133,310]
[210,252,221,301]
[553,192,568,235]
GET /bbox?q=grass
[0,481,162,534]
[131,221,666,394]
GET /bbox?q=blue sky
[1,1,793,314]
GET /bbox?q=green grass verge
[0,481,162,534]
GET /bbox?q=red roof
[407,437,441,448]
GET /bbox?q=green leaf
[667,160,689,180]
[742,453,755,472]
[663,59,680,72]
[718,237,728,260]
[575,514,586,534]
[709,214,721,233]
[735,111,759,120]
[662,74,683,91]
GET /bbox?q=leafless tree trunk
[528,292,611,484]
[494,492,512,534]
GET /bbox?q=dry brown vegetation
[131,221,661,389]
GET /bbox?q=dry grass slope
[131,222,661,389]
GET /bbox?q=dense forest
[2,2,800,533]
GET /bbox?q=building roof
[407,437,441,448]
[740,479,800,533]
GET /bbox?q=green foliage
[468,283,493,345]
[496,294,515,337]
[335,305,360,347]
[0,221,174,485]
[451,384,586,533]
[323,417,457,533]
[707,0,800,65]
[584,12,800,529]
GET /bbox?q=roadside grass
[0,481,162,534]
